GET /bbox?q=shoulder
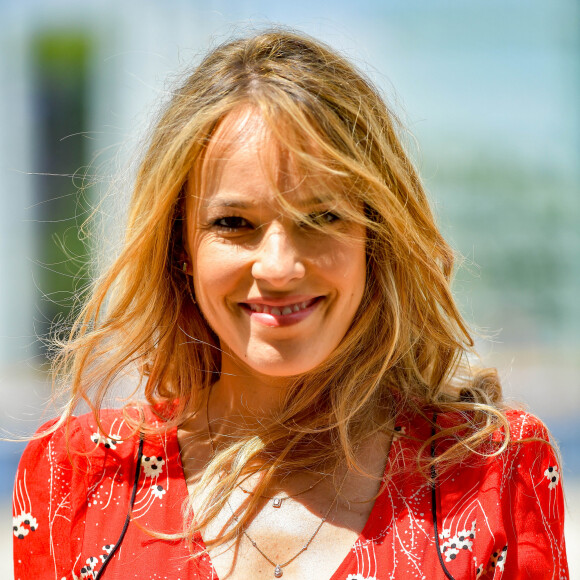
[14,406,175,521]
[502,409,562,491]
[397,406,555,448]
[431,406,554,447]
[17,405,171,476]
[432,408,563,509]
[501,408,553,443]
[24,408,133,453]
[397,407,560,487]
[12,406,174,572]
[489,409,559,476]
[432,409,568,576]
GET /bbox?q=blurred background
[1,0,578,576]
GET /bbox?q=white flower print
[441,521,476,562]
[79,556,100,579]
[346,575,377,580]
[13,512,38,539]
[392,425,406,442]
[12,521,28,539]
[151,483,166,499]
[439,528,451,540]
[457,534,473,550]
[443,545,460,562]
[544,465,560,490]
[90,432,122,450]
[100,544,114,562]
[489,545,508,572]
[455,522,475,549]
[141,455,165,478]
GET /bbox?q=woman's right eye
[211,216,251,231]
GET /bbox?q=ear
[180,255,193,276]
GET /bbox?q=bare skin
[178,392,392,580]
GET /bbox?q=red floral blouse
[13,407,568,579]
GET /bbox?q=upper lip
[240,295,321,307]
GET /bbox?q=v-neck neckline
[169,422,400,580]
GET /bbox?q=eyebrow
[205,199,255,210]
[204,195,336,210]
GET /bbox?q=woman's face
[185,108,366,378]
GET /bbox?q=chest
[78,468,482,580]
[71,432,511,580]
[80,476,444,580]
[199,484,377,580]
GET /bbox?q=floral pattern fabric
[13,408,568,579]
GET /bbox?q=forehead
[190,107,342,211]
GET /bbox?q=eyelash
[211,216,250,232]
[300,211,341,227]
[209,211,341,232]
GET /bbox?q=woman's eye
[212,216,251,231]
[301,211,341,227]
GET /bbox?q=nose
[251,223,305,287]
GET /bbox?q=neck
[207,352,294,438]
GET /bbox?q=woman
[13,30,567,579]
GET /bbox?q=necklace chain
[232,474,346,577]
[205,390,347,577]
[239,474,326,508]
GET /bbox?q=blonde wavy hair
[53,29,508,547]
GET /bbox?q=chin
[225,338,338,380]
[245,357,319,378]
[239,344,331,379]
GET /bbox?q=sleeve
[499,414,568,579]
[12,417,89,580]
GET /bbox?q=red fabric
[13,408,568,579]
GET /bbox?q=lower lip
[241,298,322,327]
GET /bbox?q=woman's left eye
[300,211,341,227]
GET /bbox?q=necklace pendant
[274,564,283,577]
[272,497,283,508]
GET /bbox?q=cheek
[325,236,367,298]
[192,240,249,306]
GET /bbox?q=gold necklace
[205,391,348,577]
[231,473,346,578]
[238,474,326,508]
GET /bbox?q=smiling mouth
[244,298,319,316]
[239,297,322,326]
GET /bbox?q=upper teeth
[247,300,313,315]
